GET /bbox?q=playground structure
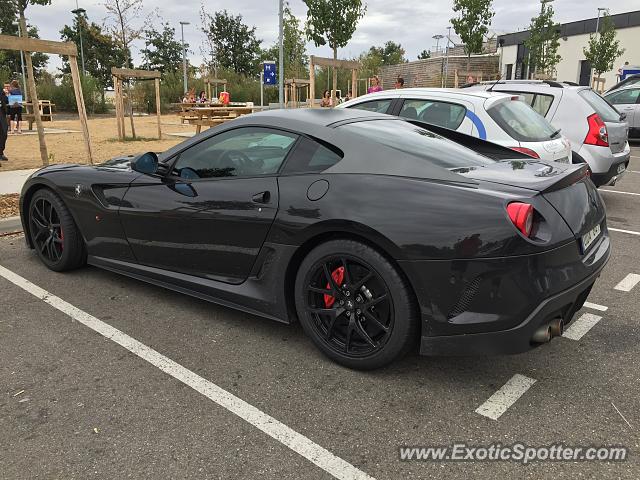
[308,55,361,107]
[112,68,162,141]
[204,78,228,102]
[285,79,311,108]
[0,32,93,165]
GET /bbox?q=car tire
[28,188,86,272]
[294,239,418,370]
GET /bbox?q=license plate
[582,224,601,252]
[617,163,626,174]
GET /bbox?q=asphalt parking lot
[1,146,639,479]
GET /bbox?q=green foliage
[141,23,184,74]
[369,41,406,65]
[418,50,431,60]
[59,12,127,97]
[451,0,494,67]
[303,0,366,53]
[260,4,308,79]
[583,13,625,77]
[200,9,262,76]
[37,73,107,114]
[0,0,49,78]
[102,0,144,65]
[524,0,561,77]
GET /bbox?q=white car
[337,88,572,164]
[465,80,630,187]
[604,85,640,140]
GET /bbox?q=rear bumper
[399,233,610,356]
[590,153,629,187]
[578,142,630,185]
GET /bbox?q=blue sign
[263,62,276,85]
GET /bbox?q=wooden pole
[114,75,122,140]
[69,55,94,164]
[309,61,315,108]
[351,69,358,98]
[127,82,136,140]
[19,15,48,166]
[155,78,161,139]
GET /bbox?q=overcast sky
[23,0,639,73]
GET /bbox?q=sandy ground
[1,114,195,171]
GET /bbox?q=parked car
[465,80,630,187]
[605,73,640,94]
[19,109,609,369]
[604,85,640,139]
[337,88,573,164]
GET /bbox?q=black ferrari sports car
[19,108,610,369]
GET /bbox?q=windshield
[486,99,558,142]
[579,89,621,122]
[338,120,496,169]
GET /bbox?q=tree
[0,0,49,78]
[304,0,366,104]
[369,41,406,65]
[140,23,184,73]
[451,0,494,72]
[583,13,625,80]
[201,9,262,76]
[260,4,307,79]
[524,0,561,78]
[102,0,145,65]
[418,49,431,60]
[60,12,127,102]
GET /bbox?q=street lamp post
[432,34,444,54]
[71,3,86,76]
[278,0,284,108]
[591,7,608,86]
[179,21,190,96]
[12,21,27,101]
[444,26,452,88]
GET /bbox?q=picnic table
[182,105,255,133]
[21,100,55,130]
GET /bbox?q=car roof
[343,87,511,102]
[239,107,390,127]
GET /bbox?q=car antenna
[487,76,502,92]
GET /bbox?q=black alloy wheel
[295,239,418,369]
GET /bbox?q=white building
[498,10,640,89]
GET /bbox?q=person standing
[394,76,405,89]
[8,80,23,134]
[0,84,9,163]
[320,90,332,107]
[367,76,382,94]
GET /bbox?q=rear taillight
[584,113,609,147]
[507,202,534,237]
[509,146,540,158]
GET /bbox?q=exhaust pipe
[532,324,552,344]
[549,318,564,337]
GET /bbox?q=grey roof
[498,10,640,47]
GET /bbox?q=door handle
[252,191,271,204]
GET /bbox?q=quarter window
[399,99,466,130]
[282,137,343,174]
[172,127,298,179]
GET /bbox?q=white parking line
[562,313,603,341]
[614,273,640,292]
[0,265,375,480]
[600,189,640,197]
[583,301,608,312]
[609,227,640,237]
[475,374,536,421]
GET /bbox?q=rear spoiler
[406,119,532,160]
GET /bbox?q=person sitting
[8,80,23,134]
[320,90,332,108]
[197,91,207,103]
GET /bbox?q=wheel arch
[282,224,420,324]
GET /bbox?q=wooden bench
[22,101,55,130]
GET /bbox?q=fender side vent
[448,276,482,319]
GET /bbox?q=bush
[37,74,107,114]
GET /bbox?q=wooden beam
[69,55,94,164]
[0,34,77,56]
[113,76,122,140]
[155,78,162,139]
[204,78,228,84]
[285,78,311,85]
[111,67,161,79]
[309,55,361,71]
[351,69,358,98]
[309,63,315,108]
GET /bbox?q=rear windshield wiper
[550,128,561,139]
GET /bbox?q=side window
[172,127,298,179]
[282,137,343,174]
[531,94,554,116]
[607,89,640,105]
[400,99,466,130]
[347,99,393,113]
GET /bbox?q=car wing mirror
[130,152,159,175]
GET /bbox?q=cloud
[20,0,640,72]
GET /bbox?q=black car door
[118,126,299,284]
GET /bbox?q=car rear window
[347,99,393,113]
[338,120,496,169]
[579,89,621,122]
[486,99,557,142]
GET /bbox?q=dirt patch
[0,114,195,171]
[0,194,20,218]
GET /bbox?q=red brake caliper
[324,266,345,308]
[60,227,64,251]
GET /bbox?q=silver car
[604,86,640,140]
[466,80,630,187]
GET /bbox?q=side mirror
[131,152,159,175]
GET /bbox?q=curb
[0,216,22,235]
